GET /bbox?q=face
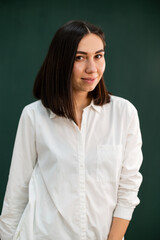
[71,33,105,96]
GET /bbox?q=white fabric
[0,95,143,240]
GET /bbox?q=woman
[0,20,143,240]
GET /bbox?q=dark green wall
[0,0,160,239]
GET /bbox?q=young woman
[0,20,143,240]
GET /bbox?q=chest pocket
[96,145,123,184]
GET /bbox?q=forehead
[77,33,104,52]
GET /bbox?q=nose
[85,59,97,74]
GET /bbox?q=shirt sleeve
[113,105,143,220]
[0,106,37,240]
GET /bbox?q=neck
[73,91,92,112]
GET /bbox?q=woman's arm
[107,217,130,240]
[109,104,143,239]
[0,106,37,240]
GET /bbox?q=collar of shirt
[48,100,102,119]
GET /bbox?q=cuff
[113,205,135,220]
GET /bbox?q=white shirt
[0,95,143,240]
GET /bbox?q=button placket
[78,110,88,240]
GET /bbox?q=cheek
[72,63,83,77]
[98,61,106,75]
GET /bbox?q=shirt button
[80,178,84,183]
[81,233,85,237]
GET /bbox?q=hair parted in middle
[33,20,110,122]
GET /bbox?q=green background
[0,0,160,239]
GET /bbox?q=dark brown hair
[33,20,110,122]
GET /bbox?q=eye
[95,54,103,59]
[75,55,84,61]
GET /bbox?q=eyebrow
[76,49,105,55]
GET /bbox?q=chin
[87,85,97,92]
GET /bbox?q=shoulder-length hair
[33,20,110,122]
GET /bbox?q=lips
[81,77,97,81]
